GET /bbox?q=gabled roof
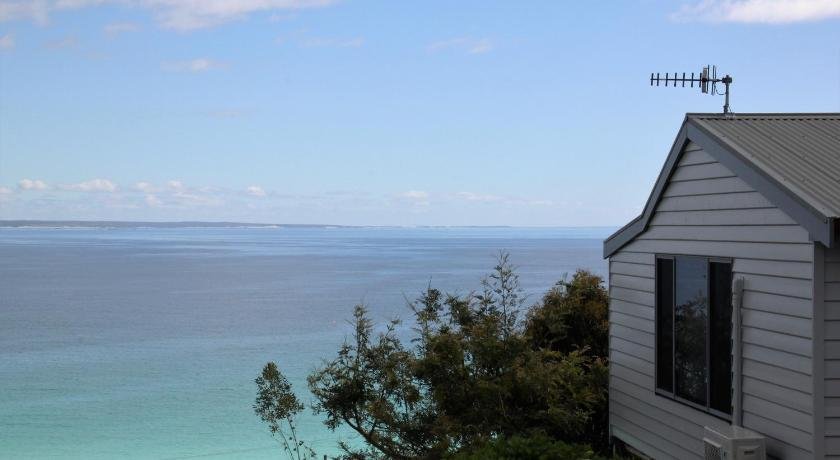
[604,113,840,258]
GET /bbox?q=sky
[0,0,838,226]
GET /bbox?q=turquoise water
[0,227,610,459]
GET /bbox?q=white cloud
[62,178,118,192]
[134,181,158,192]
[246,185,267,197]
[161,58,226,72]
[1,0,339,31]
[456,191,502,203]
[400,190,429,200]
[299,36,364,48]
[144,194,162,207]
[398,190,430,209]
[427,37,493,55]
[672,0,840,23]
[18,179,49,190]
[455,191,554,207]
[0,185,12,194]
[0,32,14,50]
[167,180,184,190]
[0,1,51,25]
[104,22,140,36]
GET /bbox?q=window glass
[674,257,708,405]
[709,261,733,414]
[656,258,674,393]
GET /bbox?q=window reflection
[674,257,707,405]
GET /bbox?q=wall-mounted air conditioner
[703,426,766,460]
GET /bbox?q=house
[603,113,840,459]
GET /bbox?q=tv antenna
[650,65,733,114]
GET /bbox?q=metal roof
[689,113,840,218]
[604,113,840,257]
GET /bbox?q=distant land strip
[0,220,518,229]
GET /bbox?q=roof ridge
[687,112,840,120]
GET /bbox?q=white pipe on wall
[732,277,745,426]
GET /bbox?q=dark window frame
[654,254,733,421]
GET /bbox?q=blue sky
[0,0,838,226]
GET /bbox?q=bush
[447,434,608,460]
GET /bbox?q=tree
[298,255,610,458]
[254,362,316,460]
[525,269,609,358]
[524,269,610,451]
[446,433,608,460]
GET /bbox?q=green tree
[446,433,608,460]
[525,269,610,451]
[298,255,610,458]
[525,269,609,358]
[254,362,316,460]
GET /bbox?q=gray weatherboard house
[603,113,840,459]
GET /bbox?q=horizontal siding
[608,143,815,460]
[826,246,840,455]
[662,176,754,197]
[639,224,810,244]
[650,207,798,226]
[622,238,813,262]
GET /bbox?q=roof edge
[603,119,690,258]
[603,116,835,258]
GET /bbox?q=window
[655,255,732,417]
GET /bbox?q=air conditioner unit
[703,426,766,460]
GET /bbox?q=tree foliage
[263,254,611,459]
[446,433,609,460]
[254,362,316,460]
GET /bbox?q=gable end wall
[608,141,816,460]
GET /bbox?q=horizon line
[0,219,619,229]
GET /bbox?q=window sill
[654,388,733,423]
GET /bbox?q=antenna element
[650,65,734,114]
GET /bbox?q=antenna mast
[650,65,734,114]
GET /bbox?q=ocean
[0,226,611,459]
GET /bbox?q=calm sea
[0,227,611,459]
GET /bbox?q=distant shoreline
[0,220,614,230]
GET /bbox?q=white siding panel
[610,298,654,321]
[640,224,810,244]
[610,323,654,348]
[656,192,773,212]
[742,342,812,375]
[610,286,654,307]
[743,375,812,414]
[678,147,715,166]
[742,308,812,338]
[743,358,811,390]
[669,162,734,181]
[737,273,813,300]
[610,273,653,293]
[650,207,797,226]
[663,176,754,196]
[610,336,653,363]
[609,251,653,265]
[610,261,654,278]
[622,239,813,262]
[734,258,813,280]
[611,311,654,334]
[742,327,812,357]
[608,143,816,459]
[741,289,813,319]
